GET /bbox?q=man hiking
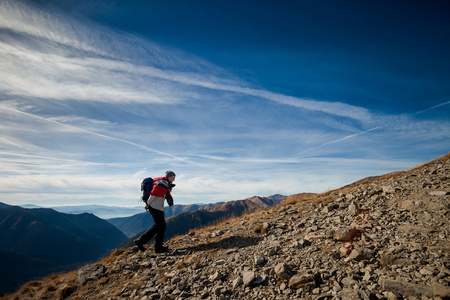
[134,171,176,253]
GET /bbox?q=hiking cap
[166,171,176,177]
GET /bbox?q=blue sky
[0,0,449,208]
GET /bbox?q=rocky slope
[3,153,449,300]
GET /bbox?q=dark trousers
[139,207,166,249]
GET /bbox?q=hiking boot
[155,245,169,253]
[134,239,145,252]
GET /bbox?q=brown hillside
[206,195,283,213]
[2,152,449,300]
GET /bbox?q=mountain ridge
[17,204,146,219]
[120,194,286,248]
[107,203,216,238]
[109,195,285,239]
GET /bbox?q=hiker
[134,171,176,253]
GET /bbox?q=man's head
[165,171,176,182]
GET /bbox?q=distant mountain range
[120,194,286,249]
[0,203,128,295]
[107,202,222,238]
[19,204,145,219]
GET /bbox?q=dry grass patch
[100,248,124,264]
[251,222,270,235]
[155,267,168,274]
[2,271,79,300]
[97,276,109,285]
[155,269,172,285]
[1,280,43,300]
[18,280,43,292]
[44,285,57,292]
[174,254,201,270]
[411,151,450,171]
[3,276,76,300]
[284,193,319,205]
[124,277,147,292]
[203,249,218,257]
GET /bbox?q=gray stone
[378,276,434,297]
[76,263,105,286]
[345,247,374,261]
[215,259,226,265]
[323,203,339,213]
[288,271,316,290]
[431,282,450,298]
[429,191,448,196]
[253,275,267,285]
[341,276,358,286]
[243,271,256,287]
[274,263,294,281]
[348,201,360,215]
[179,291,192,298]
[299,238,311,246]
[213,286,226,296]
[254,255,265,266]
[340,288,360,299]
[209,271,224,281]
[382,186,396,195]
[232,276,243,288]
[419,268,434,276]
[149,293,160,300]
[333,226,351,241]
[143,287,158,295]
[346,193,355,200]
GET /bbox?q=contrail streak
[0,105,188,162]
[299,127,381,156]
[413,100,450,115]
[299,99,450,156]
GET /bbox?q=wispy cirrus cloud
[0,104,188,162]
[0,0,374,123]
[0,0,208,69]
[0,39,374,122]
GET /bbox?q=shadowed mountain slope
[0,206,128,295]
